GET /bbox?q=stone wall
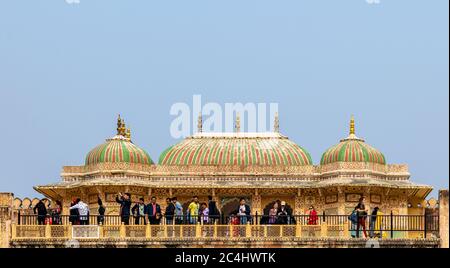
[0,193,14,248]
[439,189,449,248]
[10,237,441,248]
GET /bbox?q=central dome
[159,132,312,166]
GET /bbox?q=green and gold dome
[320,116,386,165]
[85,115,154,166]
[159,114,312,167]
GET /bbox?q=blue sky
[0,0,448,198]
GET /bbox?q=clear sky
[0,0,448,198]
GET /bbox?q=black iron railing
[17,212,439,239]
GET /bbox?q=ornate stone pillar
[337,187,346,215]
[294,189,303,215]
[251,189,262,215]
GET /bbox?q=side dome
[85,116,154,166]
[320,116,386,165]
[159,132,312,167]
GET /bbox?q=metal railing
[14,212,439,240]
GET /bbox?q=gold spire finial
[349,115,355,135]
[274,112,280,133]
[197,112,203,133]
[126,127,131,140]
[235,113,241,133]
[117,114,123,135]
[116,114,127,136]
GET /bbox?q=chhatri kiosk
[2,114,445,248]
[34,115,431,218]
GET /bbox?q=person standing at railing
[132,198,146,225]
[187,196,199,225]
[116,193,131,225]
[370,207,385,239]
[33,199,48,225]
[369,207,379,238]
[307,206,318,225]
[172,197,183,224]
[348,209,358,238]
[146,196,161,225]
[208,195,220,224]
[355,197,368,238]
[268,202,279,224]
[51,201,62,225]
[69,198,80,225]
[165,198,175,225]
[277,201,290,225]
[200,202,209,224]
[237,198,251,225]
[97,196,106,225]
[70,198,90,225]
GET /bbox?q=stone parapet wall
[10,237,440,248]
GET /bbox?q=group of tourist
[349,196,384,238]
[31,195,384,239]
[115,193,223,225]
[33,199,63,225]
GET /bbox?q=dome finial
[116,114,127,136]
[235,113,241,133]
[197,112,203,133]
[126,125,131,140]
[274,112,280,133]
[349,115,355,135]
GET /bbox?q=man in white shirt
[237,198,251,225]
[70,198,90,225]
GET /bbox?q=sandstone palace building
[0,114,448,248]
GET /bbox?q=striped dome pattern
[320,139,386,165]
[85,136,153,165]
[159,133,312,166]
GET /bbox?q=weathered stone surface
[439,189,449,248]
[10,237,440,248]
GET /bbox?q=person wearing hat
[277,201,290,225]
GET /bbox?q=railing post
[145,223,151,238]
[196,222,202,238]
[295,220,302,238]
[390,211,394,239]
[68,223,73,239]
[321,221,328,238]
[45,222,51,238]
[11,223,16,239]
[246,222,252,238]
[213,222,217,238]
[343,218,350,238]
[356,213,360,238]
[98,224,104,238]
[119,222,126,238]
[424,210,428,239]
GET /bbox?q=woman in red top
[307,206,318,225]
